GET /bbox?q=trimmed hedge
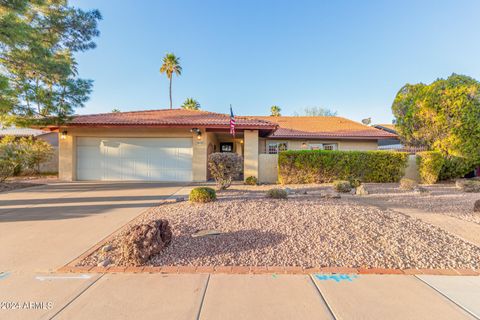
[439,156,476,181]
[278,150,408,184]
[416,151,444,184]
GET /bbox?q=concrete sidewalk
[1,272,478,320]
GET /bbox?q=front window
[309,143,338,150]
[268,142,288,154]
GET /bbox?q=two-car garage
[76,137,193,181]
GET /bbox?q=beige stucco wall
[260,139,378,152]
[244,130,259,180]
[259,154,278,183]
[58,127,207,181]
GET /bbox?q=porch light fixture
[302,142,307,148]
[190,128,202,140]
[61,130,68,140]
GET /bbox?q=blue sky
[72,0,480,123]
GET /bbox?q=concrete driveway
[0,182,185,273]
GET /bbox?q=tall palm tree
[270,105,281,116]
[160,53,182,109]
[181,98,200,110]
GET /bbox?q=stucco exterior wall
[58,127,207,181]
[244,130,259,180]
[259,154,278,183]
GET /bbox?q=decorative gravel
[363,183,480,225]
[80,187,480,269]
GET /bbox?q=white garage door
[76,137,193,181]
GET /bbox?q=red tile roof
[69,109,276,129]
[250,116,397,139]
[67,109,396,139]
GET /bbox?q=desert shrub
[266,188,288,199]
[0,136,54,175]
[120,219,172,266]
[189,187,217,203]
[399,178,418,190]
[0,159,14,182]
[21,137,54,174]
[208,152,243,190]
[416,151,444,184]
[278,150,408,184]
[456,179,480,193]
[245,176,258,185]
[349,177,362,188]
[439,156,476,181]
[333,180,352,193]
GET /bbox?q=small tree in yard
[0,160,15,182]
[208,152,243,190]
[21,138,54,174]
[0,136,54,175]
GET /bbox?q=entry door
[76,137,193,181]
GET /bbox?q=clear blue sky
[72,0,480,123]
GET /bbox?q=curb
[57,265,480,276]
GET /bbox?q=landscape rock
[474,200,480,213]
[101,244,113,253]
[456,179,480,193]
[284,187,293,195]
[355,185,369,196]
[119,219,172,266]
[98,258,111,267]
[413,186,429,194]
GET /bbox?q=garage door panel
[76,137,193,181]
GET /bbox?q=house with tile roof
[51,109,396,183]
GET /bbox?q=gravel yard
[363,183,480,225]
[80,186,480,270]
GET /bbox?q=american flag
[229,105,236,137]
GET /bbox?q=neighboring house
[51,109,396,182]
[0,127,59,172]
[372,124,402,149]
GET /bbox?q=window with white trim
[308,143,338,151]
[323,143,338,150]
[268,142,288,154]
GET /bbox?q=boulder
[456,179,480,193]
[120,219,172,266]
[355,185,369,196]
[474,200,480,213]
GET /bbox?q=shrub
[416,151,444,184]
[0,136,54,175]
[399,178,418,190]
[266,188,288,199]
[120,219,172,266]
[456,179,480,193]
[278,150,408,184]
[348,177,362,188]
[439,156,476,181]
[208,152,243,190]
[245,176,258,185]
[0,159,14,182]
[189,187,217,203]
[333,180,352,193]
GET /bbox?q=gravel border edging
[57,264,480,276]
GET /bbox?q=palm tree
[160,53,182,109]
[181,98,200,110]
[270,105,281,116]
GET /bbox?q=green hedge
[416,151,444,184]
[439,156,476,181]
[278,150,409,184]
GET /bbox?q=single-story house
[51,109,396,183]
[372,124,402,149]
